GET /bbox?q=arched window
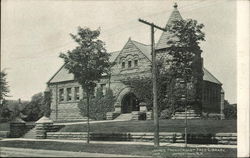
[122,62,125,68]
[128,61,132,68]
[134,60,138,67]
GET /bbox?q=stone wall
[48,40,154,121]
[0,131,10,138]
[49,81,86,121]
[111,39,151,77]
[46,132,237,145]
[202,81,221,113]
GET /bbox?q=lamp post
[180,79,187,148]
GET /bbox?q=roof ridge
[131,40,150,46]
[109,50,120,54]
[130,40,151,62]
[203,67,222,85]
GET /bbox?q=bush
[0,100,23,122]
[78,88,115,120]
[159,108,173,119]
[223,105,237,119]
[22,91,51,121]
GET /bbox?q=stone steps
[172,110,201,119]
[22,127,36,139]
[115,113,132,121]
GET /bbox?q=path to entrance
[0,138,237,149]
[0,147,141,157]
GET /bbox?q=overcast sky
[1,0,236,103]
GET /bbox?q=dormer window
[122,62,125,68]
[128,61,132,68]
[134,60,138,67]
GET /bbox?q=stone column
[146,111,153,120]
[35,116,53,139]
[114,102,121,113]
[10,117,26,138]
[220,89,225,120]
[139,102,147,113]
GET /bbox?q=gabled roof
[203,67,222,85]
[156,3,183,50]
[131,40,151,60]
[109,51,120,62]
[48,51,120,84]
[48,64,74,83]
[112,38,151,63]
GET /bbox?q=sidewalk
[0,147,142,157]
[0,138,237,149]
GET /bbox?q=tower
[156,3,203,114]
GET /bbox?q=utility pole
[138,18,166,147]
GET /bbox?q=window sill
[59,100,80,104]
[120,67,139,71]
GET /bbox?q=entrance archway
[121,93,139,113]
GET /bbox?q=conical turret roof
[156,3,183,50]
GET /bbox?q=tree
[22,91,51,121]
[0,70,10,121]
[22,92,44,121]
[223,100,237,119]
[42,90,52,117]
[60,27,112,143]
[163,19,205,113]
[121,19,205,118]
[0,70,10,102]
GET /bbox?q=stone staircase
[114,113,133,121]
[172,110,201,119]
[22,127,36,139]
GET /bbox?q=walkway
[0,147,142,157]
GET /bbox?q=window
[59,89,64,101]
[75,87,80,100]
[128,61,132,68]
[134,60,138,67]
[67,88,72,101]
[122,62,125,69]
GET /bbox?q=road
[0,147,143,157]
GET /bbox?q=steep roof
[131,40,151,60]
[156,3,183,50]
[109,51,120,62]
[203,67,222,85]
[48,44,222,85]
[48,51,120,84]
[48,64,74,83]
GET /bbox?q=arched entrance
[121,93,139,113]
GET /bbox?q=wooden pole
[151,25,160,147]
[138,18,166,147]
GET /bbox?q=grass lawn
[0,140,236,157]
[60,119,236,134]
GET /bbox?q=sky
[1,0,236,103]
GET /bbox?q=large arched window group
[120,55,139,69]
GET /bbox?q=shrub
[223,105,237,119]
[159,108,174,119]
[78,88,115,120]
[22,92,51,121]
